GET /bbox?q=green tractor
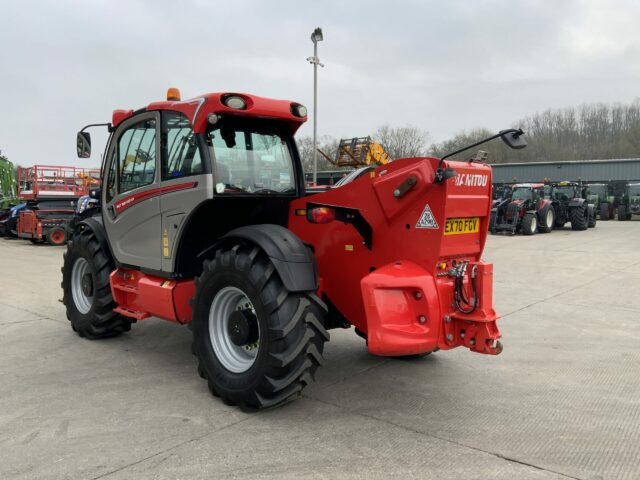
[0,156,17,210]
[585,183,615,220]
[617,183,640,221]
[0,157,19,235]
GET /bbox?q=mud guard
[214,224,319,293]
[76,215,116,262]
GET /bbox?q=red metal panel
[110,269,194,324]
[289,156,500,356]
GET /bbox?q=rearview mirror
[89,187,101,199]
[77,131,91,158]
[500,129,527,149]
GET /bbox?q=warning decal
[416,204,439,229]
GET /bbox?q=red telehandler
[63,89,526,410]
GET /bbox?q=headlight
[224,96,247,110]
[291,104,307,117]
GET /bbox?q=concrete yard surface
[1,220,639,479]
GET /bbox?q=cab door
[158,111,210,273]
[102,112,162,271]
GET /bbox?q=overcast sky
[1,0,639,168]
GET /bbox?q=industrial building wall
[489,159,640,183]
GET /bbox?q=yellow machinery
[318,137,392,168]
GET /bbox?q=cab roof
[111,92,307,133]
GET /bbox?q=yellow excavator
[318,137,392,168]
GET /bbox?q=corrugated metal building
[489,158,640,183]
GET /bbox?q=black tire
[521,213,537,235]
[47,227,67,246]
[600,203,610,221]
[489,211,496,233]
[61,229,132,338]
[570,207,588,230]
[587,207,596,228]
[537,206,554,233]
[192,243,329,410]
[617,205,627,221]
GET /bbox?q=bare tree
[296,135,341,172]
[373,125,430,160]
[430,99,640,164]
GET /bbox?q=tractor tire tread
[62,229,131,339]
[570,207,588,230]
[192,243,328,410]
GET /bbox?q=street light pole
[307,27,324,185]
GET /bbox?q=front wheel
[61,229,132,338]
[617,205,627,221]
[600,203,610,221]
[570,207,588,230]
[47,227,67,246]
[521,213,537,235]
[587,207,597,228]
[538,207,554,233]
[192,243,329,410]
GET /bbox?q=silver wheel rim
[209,286,260,373]
[71,258,93,314]
[531,216,537,231]
[546,210,553,228]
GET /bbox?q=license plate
[444,217,480,235]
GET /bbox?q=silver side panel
[160,174,213,272]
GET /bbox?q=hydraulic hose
[454,263,478,314]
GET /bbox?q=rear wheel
[538,207,554,233]
[588,207,596,228]
[570,207,588,230]
[61,229,132,338]
[47,227,67,246]
[192,244,329,410]
[617,205,627,221]
[521,213,537,235]
[489,211,496,233]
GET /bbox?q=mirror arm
[80,122,113,133]
[434,128,524,183]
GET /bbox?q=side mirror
[500,129,527,150]
[89,187,101,199]
[77,132,91,158]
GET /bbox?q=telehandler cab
[63,89,526,410]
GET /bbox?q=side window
[163,112,202,180]
[106,150,117,202]
[118,118,157,193]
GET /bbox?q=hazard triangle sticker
[416,204,438,229]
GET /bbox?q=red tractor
[63,89,526,410]
[490,183,554,235]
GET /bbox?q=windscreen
[511,188,532,201]
[586,185,606,197]
[207,121,296,195]
[553,186,577,200]
[628,185,640,197]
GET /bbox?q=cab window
[117,118,157,193]
[162,112,202,180]
[207,121,295,194]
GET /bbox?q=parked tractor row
[490,179,640,235]
[490,181,597,235]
